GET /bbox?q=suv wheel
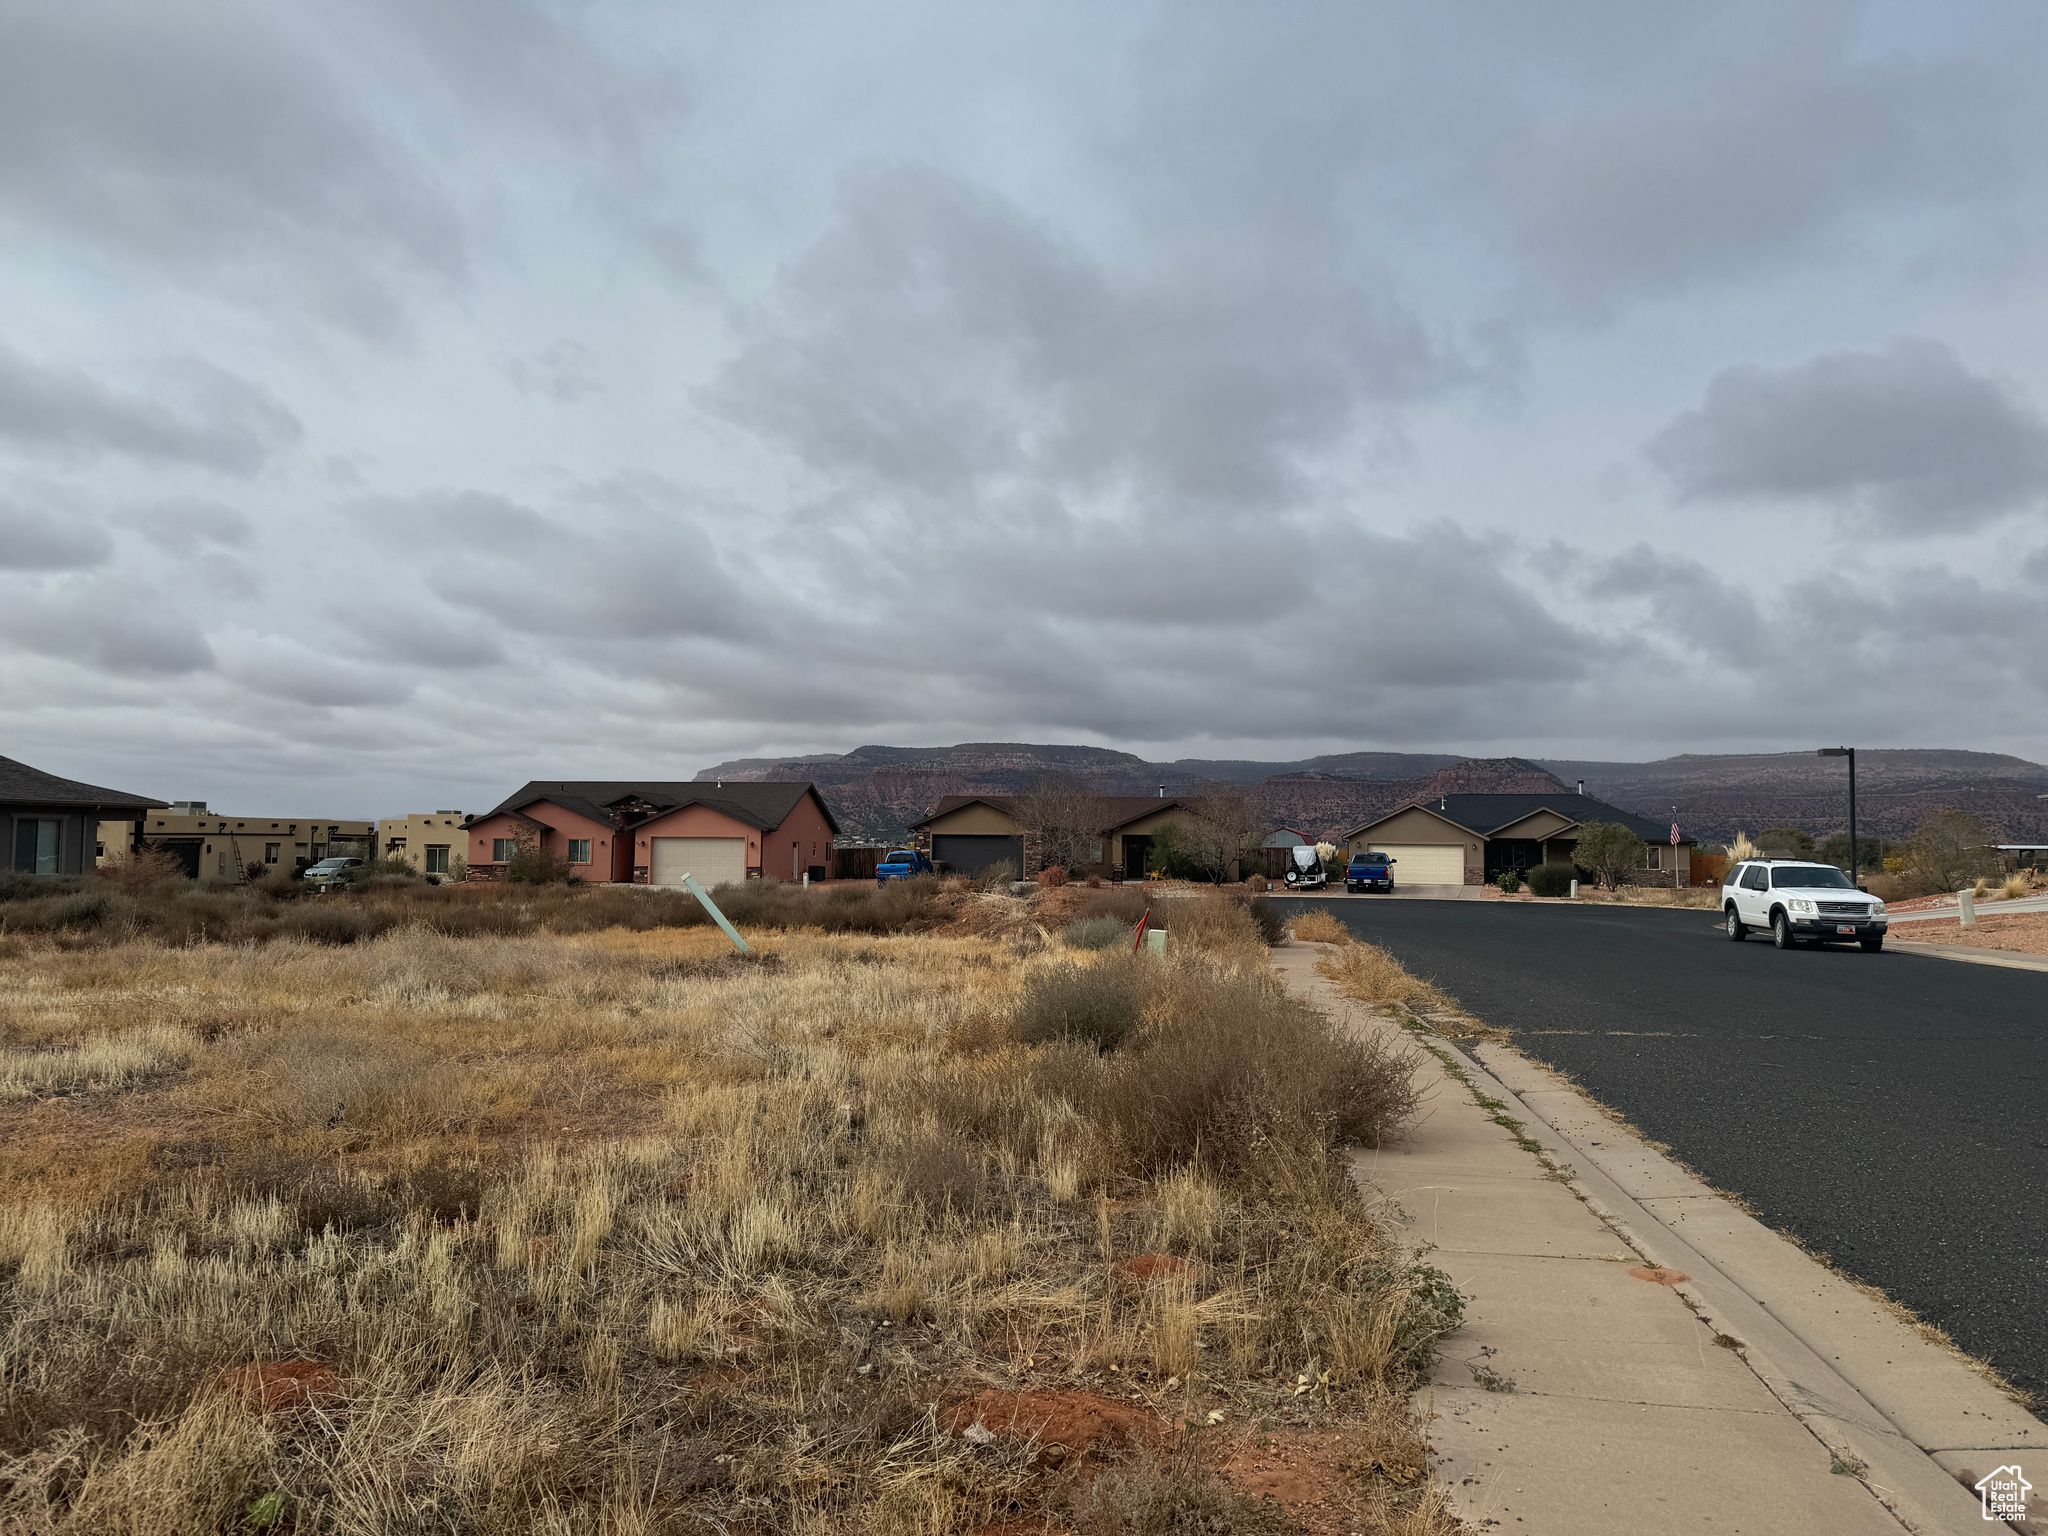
[1860,936,1884,953]
[1725,906,1746,942]
[1772,910,1796,949]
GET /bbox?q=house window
[493,839,517,862]
[265,843,280,864]
[1644,846,1661,869]
[425,845,450,874]
[567,839,591,864]
[219,853,228,876]
[14,818,60,874]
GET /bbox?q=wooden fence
[830,847,883,881]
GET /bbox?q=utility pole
[1817,747,1858,887]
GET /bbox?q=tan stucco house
[377,812,471,878]
[908,794,1201,879]
[116,802,375,880]
[1343,792,1693,886]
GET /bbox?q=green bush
[1061,915,1131,950]
[1013,958,1148,1052]
[1526,862,1575,898]
[1495,870,1521,893]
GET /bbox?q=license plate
[1836,925,1855,934]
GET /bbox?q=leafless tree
[1013,775,1106,871]
[1180,784,1261,883]
[1907,809,1998,891]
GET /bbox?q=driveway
[1269,894,2048,1409]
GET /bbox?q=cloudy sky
[4,0,2046,814]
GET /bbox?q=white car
[1722,860,1887,951]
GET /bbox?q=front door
[1122,835,1152,879]
[1737,863,1770,924]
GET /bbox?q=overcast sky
[4,0,2046,815]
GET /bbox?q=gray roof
[909,793,1191,832]
[0,755,164,811]
[1348,792,1684,844]
[483,780,837,835]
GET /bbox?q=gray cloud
[0,345,302,473]
[0,6,465,335]
[0,582,214,676]
[0,495,112,571]
[111,499,255,555]
[504,340,603,403]
[331,601,506,670]
[710,162,1454,513]
[1647,338,2048,533]
[218,636,415,708]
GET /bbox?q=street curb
[1407,1030,2006,1536]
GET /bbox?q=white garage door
[650,837,747,888]
[1369,844,1465,885]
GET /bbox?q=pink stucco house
[466,780,838,886]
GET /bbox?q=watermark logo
[1975,1464,2030,1523]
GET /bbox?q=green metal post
[682,873,754,955]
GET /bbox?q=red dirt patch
[1116,1253,1199,1284]
[1891,910,2048,956]
[221,1358,339,1413]
[1220,1428,1380,1536]
[944,1389,1165,1467]
[1629,1265,1689,1286]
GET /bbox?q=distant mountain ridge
[698,743,2048,847]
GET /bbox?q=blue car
[876,849,935,884]
[1345,852,1394,893]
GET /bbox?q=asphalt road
[1270,895,2048,1409]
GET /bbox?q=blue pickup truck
[1345,852,1394,893]
[876,849,935,884]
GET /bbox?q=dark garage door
[932,834,1025,878]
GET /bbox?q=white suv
[1723,860,1887,951]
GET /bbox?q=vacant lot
[1891,910,2048,956]
[0,883,1457,1534]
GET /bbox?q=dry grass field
[0,882,1463,1534]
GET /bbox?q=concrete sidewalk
[1888,895,2048,922]
[1271,944,2040,1535]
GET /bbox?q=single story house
[1343,792,1694,887]
[377,811,471,878]
[908,794,1199,880]
[3,754,164,878]
[468,780,837,886]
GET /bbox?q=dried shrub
[1317,942,1452,1014]
[1076,888,1148,925]
[1094,960,1419,1177]
[890,1130,988,1215]
[96,843,188,895]
[1014,957,1149,1052]
[1036,865,1069,888]
[1244,895,1284,947]
[1062,916,1131,951]
[1287,908,1350,945]
[1149,895,1262,955]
